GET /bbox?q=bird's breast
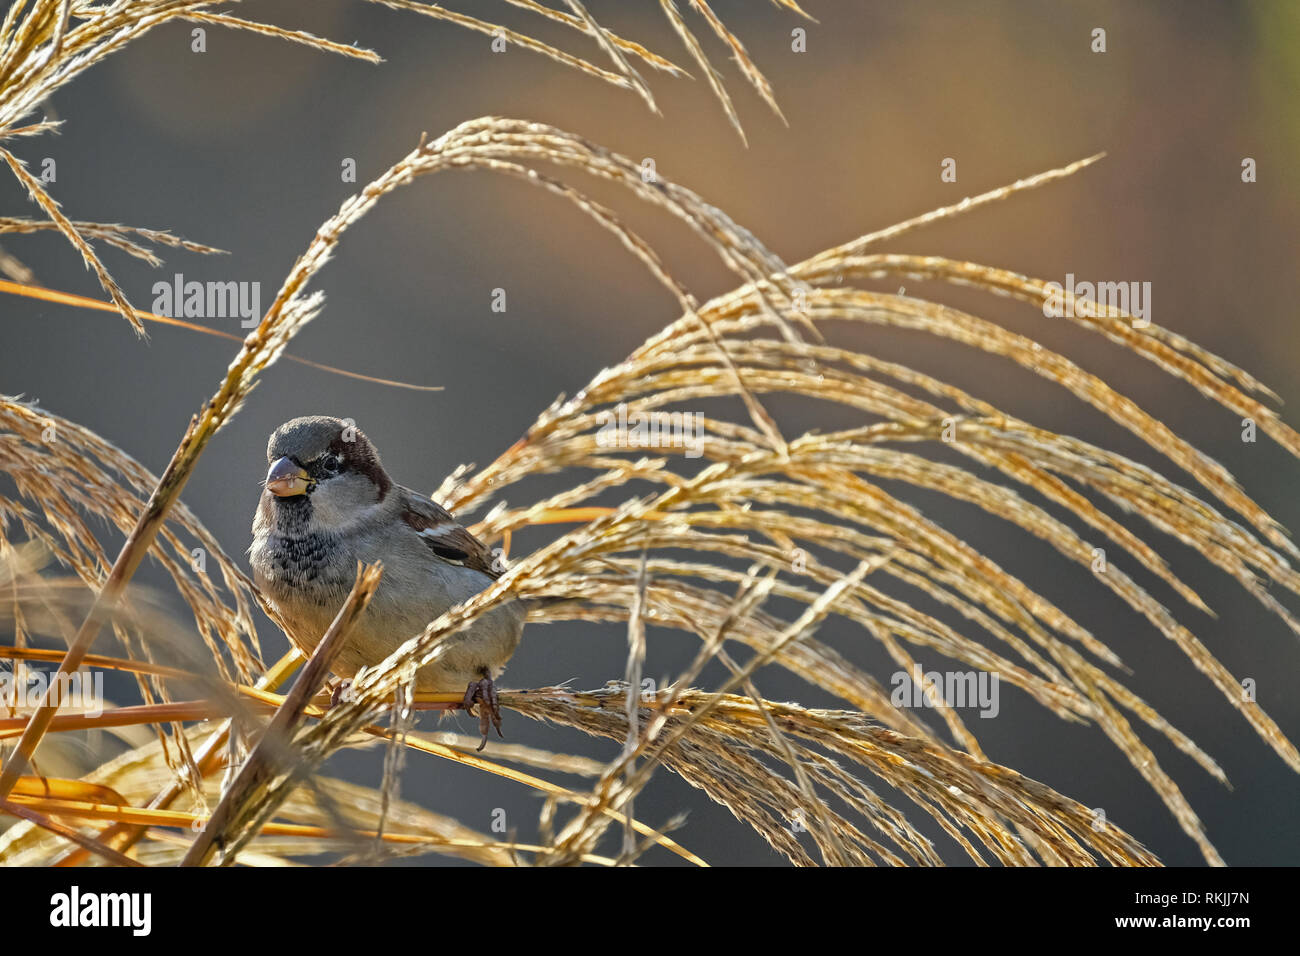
[251,530,352,605]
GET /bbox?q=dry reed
[0,2,1295,868]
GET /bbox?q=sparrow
[249,415,524,749]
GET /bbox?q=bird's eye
[319,454,342,475]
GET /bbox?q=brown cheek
[331,438,390,501]
[367,463,391,501]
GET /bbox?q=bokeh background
[2,0,1298,865]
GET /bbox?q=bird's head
[262,416,393,523]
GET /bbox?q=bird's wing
[399,487,501,579]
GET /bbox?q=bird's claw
[327,678,353,709]
[463,675,503,751]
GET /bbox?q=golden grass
[0,1,799,326]
[4,116,1298,865]
[0,2,1296,868]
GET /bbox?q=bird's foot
[463,673,503,752]
[327,678,353,709]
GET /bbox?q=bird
[249,415,524,749]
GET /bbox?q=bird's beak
[265,457,311,497]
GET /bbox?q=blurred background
[1,0,1298,865]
